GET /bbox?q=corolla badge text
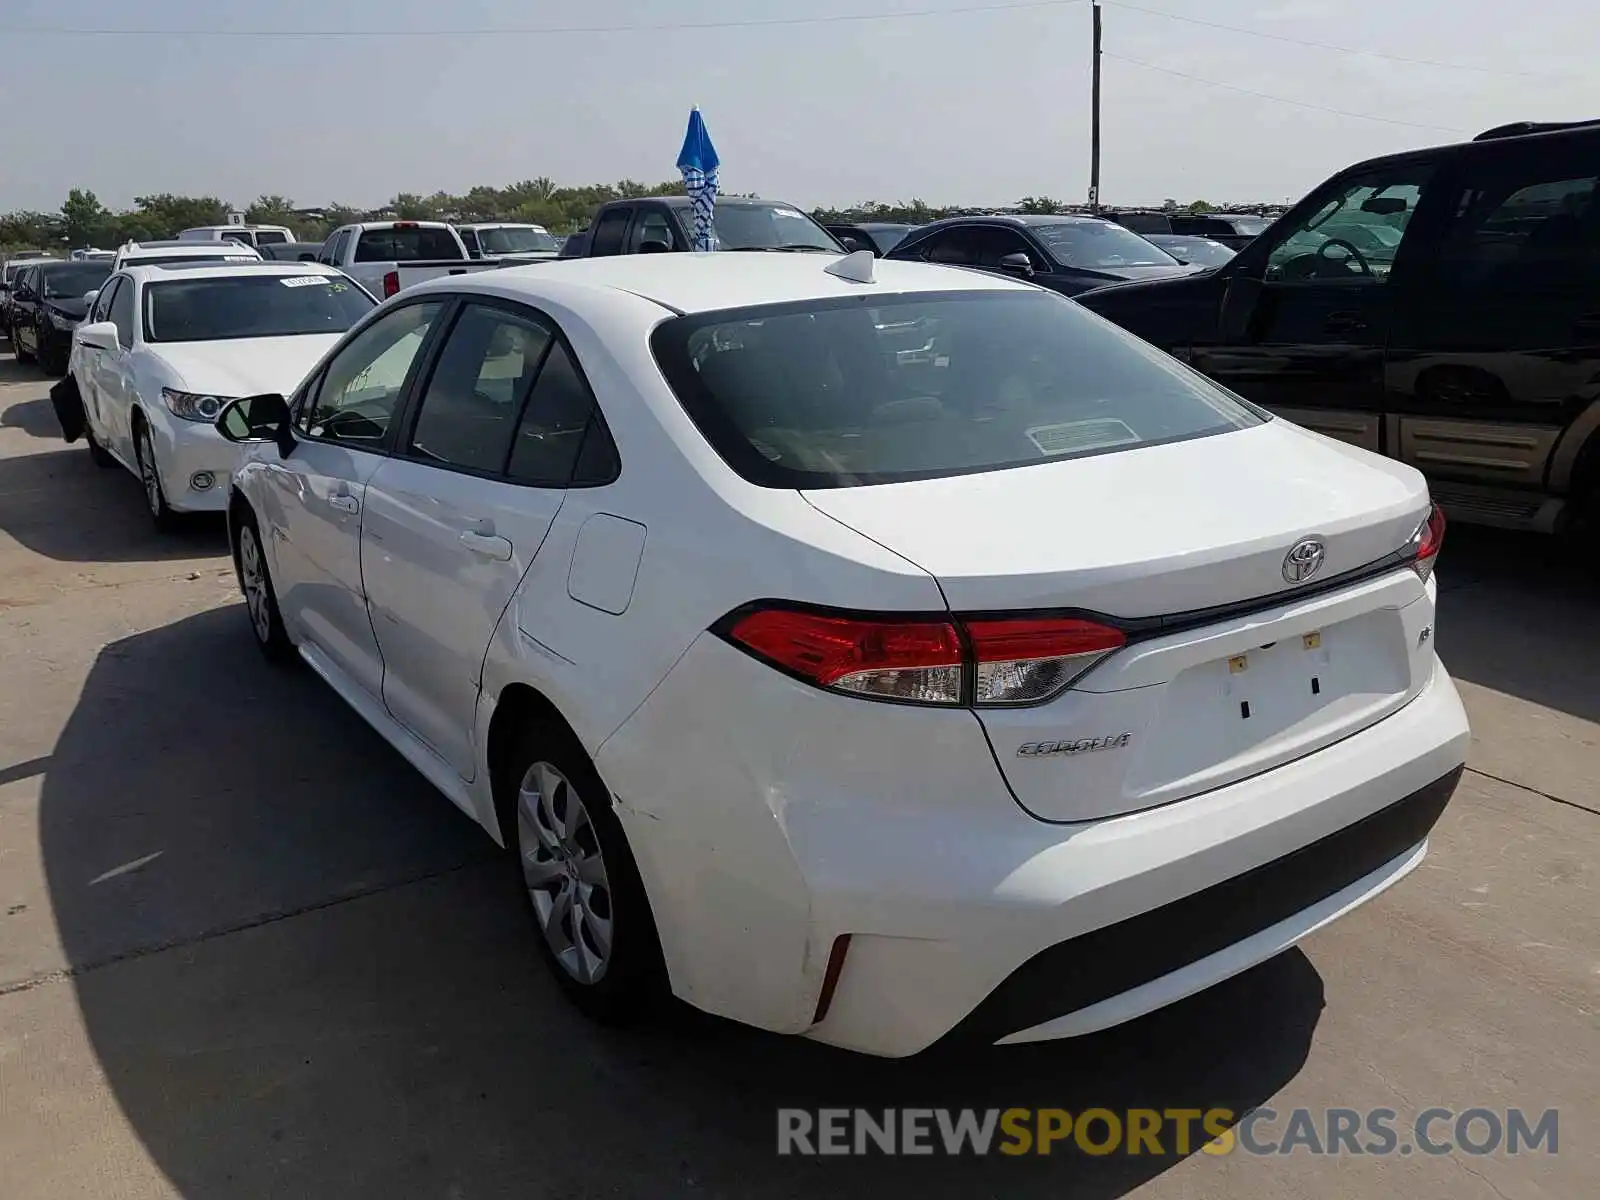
[1017,733,1132,758]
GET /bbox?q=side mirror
[216,392,295,458]
[998,251,1035,278]
[76,321,119,352]
[638,239,671,254]
[83,289,100,308]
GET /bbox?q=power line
[1113,2,1545,78]
[0,0,1085,38]
[1104,52,1470,134]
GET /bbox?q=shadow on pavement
[42,607,1324,1198]
[0,354,51,385]
[0,396,60,438]
[1434,525,1600,724]
[0,446,229,562]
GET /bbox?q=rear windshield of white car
[352,227,462,262]
[650,290,1263,488]
[142,274,376,343]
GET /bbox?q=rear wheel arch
[486,684,593,841]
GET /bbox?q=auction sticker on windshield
[280,276,334,288]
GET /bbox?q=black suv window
[1265,167,1432,283]
[1437,150,1597,289]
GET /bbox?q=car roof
[122,261,342,283]
[426,252,1030,316]
[122,243,263,257]
[914,213,1112,231]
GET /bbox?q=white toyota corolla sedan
[73,261,375,527]
[214,252,1469,1057]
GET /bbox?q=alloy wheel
[137,426,163,517]
[238,525,273,645]
[516,760,614,984]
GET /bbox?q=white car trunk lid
[803,421,1437,822]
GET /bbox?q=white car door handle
[329,494,360,514]
[459,531,513,561]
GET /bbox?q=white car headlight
[161,388,233,423]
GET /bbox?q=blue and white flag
[676,108,721,252]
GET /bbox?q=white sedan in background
[215,253,1468,1057]
[74,261,375,528]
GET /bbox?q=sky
[2,0,1598,215]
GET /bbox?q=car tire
[84,422,115,468]
[498,720,665,1023]
[133,419,179,532]
[232,507,294,662]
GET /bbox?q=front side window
[303,302,442,447]
[1033,222,1178,269]
[108,280,137,348]
[652,290,1261,489]
[142,274,375,343]
[407,304,553,474]
[630,211,676,253]
[1266,168,1432,283]
[254,230,289,246]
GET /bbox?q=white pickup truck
[312,221,501,299]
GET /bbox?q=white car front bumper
[147,413,242,513]
[597,634,1471,1058]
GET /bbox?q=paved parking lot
[0,351,1594,1199]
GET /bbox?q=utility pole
[1089,1,1102,213]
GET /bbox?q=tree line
[1,180,1254,255]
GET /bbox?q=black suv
[7,260,112,375]
[1077,120,1600,538]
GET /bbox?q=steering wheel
[1316,237,1373,277]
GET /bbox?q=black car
[1105,210,1272,250]
[1077,118,1600,539]
[825,222,918,256]
[1144,234,1238,267]
[560,196,845,257]
[8,260,112,374]
[885,214,1199,296]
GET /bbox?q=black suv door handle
[1324,311,1368,335]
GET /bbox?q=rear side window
[1436,151,1597,288]
[589,209,631,257]
[651,290,1261,489]
[353,226,463,262]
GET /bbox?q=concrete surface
[0,351,1594,1199]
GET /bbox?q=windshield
[1033,222,1179,269]
[143,274,376,343]
[477,226,560,254]
[42,263,112,298]
[353,226,463,262]
[651,290,1259,489]
[705,204,842,251]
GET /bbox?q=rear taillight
[1410,503,1446,581]
[725,608,964,704]
[722,607,1124,707]
[382,270,400,298]
[965,617,1127,705]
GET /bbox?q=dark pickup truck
[559,196,844,257]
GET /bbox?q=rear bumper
[601,635,1470,1058]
